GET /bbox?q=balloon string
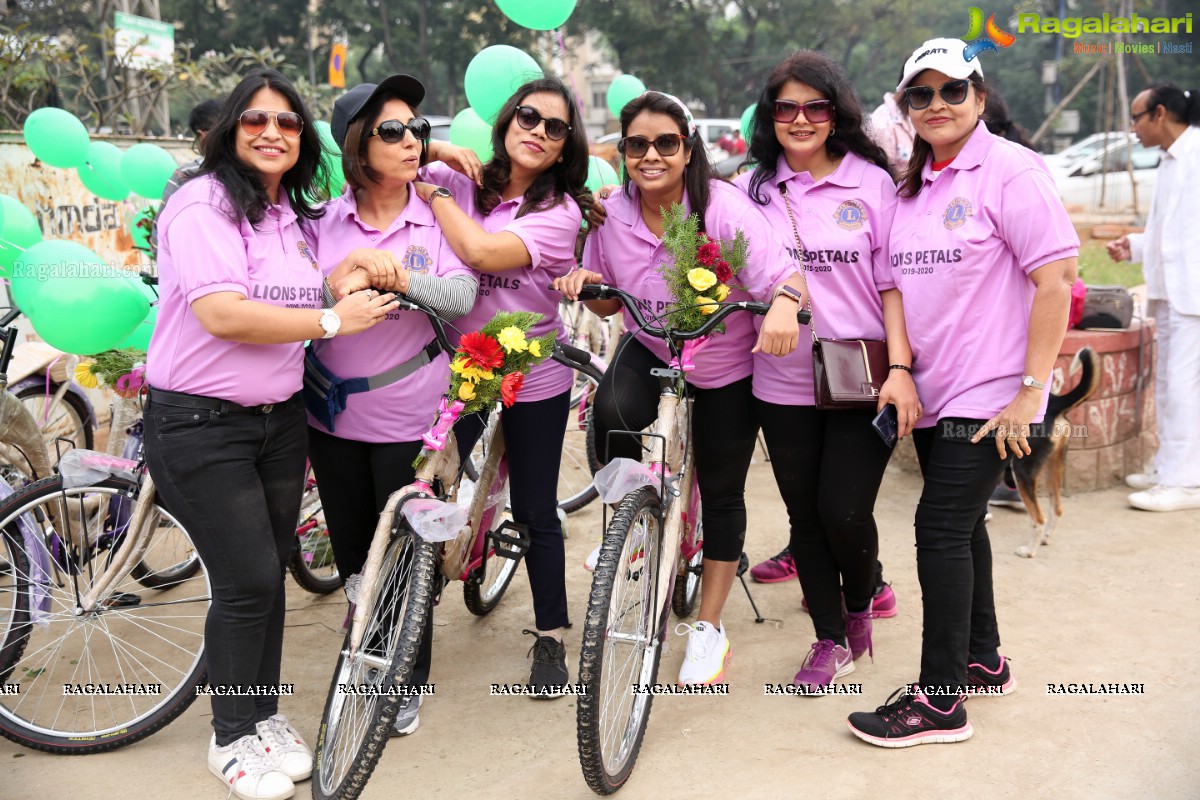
[0,237,28,253]
[554,28,587,129]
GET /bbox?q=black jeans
[455,390,571,630]
[306,427,433,687]
[912,417,1006,694]
[756,402,892,644]
[592,334,758,562]
[143,390,307,746]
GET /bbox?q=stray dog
[1007,347,1100,558]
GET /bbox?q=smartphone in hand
[872,404,898,448]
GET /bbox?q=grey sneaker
[390,695,421,736]
[987,484,1025,510]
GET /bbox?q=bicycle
[312,298,598,800]
[0,310,210,754]
[572,283,807,794]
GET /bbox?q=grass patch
[1078,239,1144,287]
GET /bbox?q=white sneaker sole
[208,762,295,800]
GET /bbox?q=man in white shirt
[1107,82,1200,512]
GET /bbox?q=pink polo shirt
[734,151,897,405]
[890,122,1079,427]
[148,174,322,406]
[421,162,580,403]
[307,189,473,443]
[582,180,795,390]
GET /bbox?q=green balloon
[11,240,95,316]
[740,103,757,142]
[0,195,44,279]
[120,143,178,199]
[449,108,495,163]
[495,0,577,30]
[314,120,346,199]
[77,141,130,201]
[118,277,158,350]
[585,156,619,193]
[23,107,90,168]
[606,74,646,119]
[464,45,544,125]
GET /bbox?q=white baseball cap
[897,38,984,93]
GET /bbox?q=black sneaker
[988,484,1025,510]
[847,687,973,748]
[967,656,1016,697]
[523,629,568,700]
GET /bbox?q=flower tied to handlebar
[444,311,555,415]
[75,348,148,399]
[658,203,747,334]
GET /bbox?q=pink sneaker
[792,639,854,695]
[846,606,875,661]
[749,548,796,583]
[802,583,898,618]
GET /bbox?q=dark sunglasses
[238,109,304,138]
[903,79,971,111]
[514,105,572,141]
[368,117,431,143]
[617,133,688,159]
[772,99,834,125]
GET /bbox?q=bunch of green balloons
[0,195,44,279]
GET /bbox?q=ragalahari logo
[963,7,1016,61]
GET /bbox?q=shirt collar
[920,120,992,182]
[332,185,437,231]
[1166,124,1199,160]
[607,183,691,243]
[775,150,868,190]
[264,189,297,227]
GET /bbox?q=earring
[829,126,836,137]
[557,156,564,163]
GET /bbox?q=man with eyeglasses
[1107,82,1200,512]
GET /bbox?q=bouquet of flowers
[74,348,147,399]
[657,203,749,334]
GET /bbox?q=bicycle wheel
[289,467,341,594]
[462,455,521,616]
[671,481,703,618]
[577,485,664,795]
[14,382,94,460]
[559,362,603,514]
[0,475,210,754]
[0,525,31,684]
[313,523,437,800]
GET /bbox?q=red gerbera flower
[500,371,524,407]
[714,260,733,284]
[696,239,721,266]
[458,331,504,370]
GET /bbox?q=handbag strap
[859,340,874,384]
[779,183,818,343]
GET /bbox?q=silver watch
[319,309,341,339]
[428,186,453,203]
[1021,374,1045,390]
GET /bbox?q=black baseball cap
[330,74,426,150]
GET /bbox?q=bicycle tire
[313,523,437,800]
[14,382,94,462]
[559,360,604,515]
[577,485,664,795]
[289,470,341,594]
[0,474,210,754]
[462,454,521,616]
[0,527,31,684]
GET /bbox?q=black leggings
[592,334,758,562]
[307,427,434,687]
[756,401,893,643]
[455,390,572,630]
[912,418,1006,694]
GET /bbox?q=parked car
[1053,139,1160,213]
[1041,132,1125,174]
[426,115,452,141]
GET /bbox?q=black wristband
[889,364,912,373]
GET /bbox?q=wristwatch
[319,309,341,339]
[428,186,453,204]
[772,284,803,305]
[1021,374,1046,390]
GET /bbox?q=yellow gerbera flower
[528,339,542,358]
[697,297,719,315]
[497,326,529,353]
[458,381,476,401]
[75,362,100,389]
[687,268,717,292]
[451,357,493,382]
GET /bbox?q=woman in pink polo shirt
[407,77,593,694]
[304,75,478,737]
[145,69,396,799]
[846,39,1078,748]
[557,91,807,686]
[736,50,918,694]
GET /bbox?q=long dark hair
[478,77,594,222]
[1142,81,1200,126]
[896,72,985,198]
[198,68,327,225]
[618,91,716,222]
[982,85,1033,149]
[746,50,890,205]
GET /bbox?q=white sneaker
[675,621,730,685]
[208,733,295,800]
[583,543,601,571]
[1128,485,1200,512]
[255,714,312,782]
[1125,472,1159,491]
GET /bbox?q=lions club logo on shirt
[296,240,318,269]
[942,197,974,230]
[834,200,867,231]
[402,245,431,273]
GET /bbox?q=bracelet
[889,364,912,373]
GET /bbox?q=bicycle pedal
[487,520,530,560]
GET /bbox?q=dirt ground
[4,454,1198,800]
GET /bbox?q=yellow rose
[497,325,529,353]
[75,362,99,389]
[458,381,476,401]
[528,339,542,358]
[687,268,718,292]
[697,297,719,315]
[713,283,730,302]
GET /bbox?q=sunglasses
[903,79,971,111]
[368,117,431,143]
[238,109,304,138]
[772,99,835,125]
[617,133,688,159]
[514,105,572,141]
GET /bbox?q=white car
[1042,132,1125,175]
[1053,139,1160,214]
